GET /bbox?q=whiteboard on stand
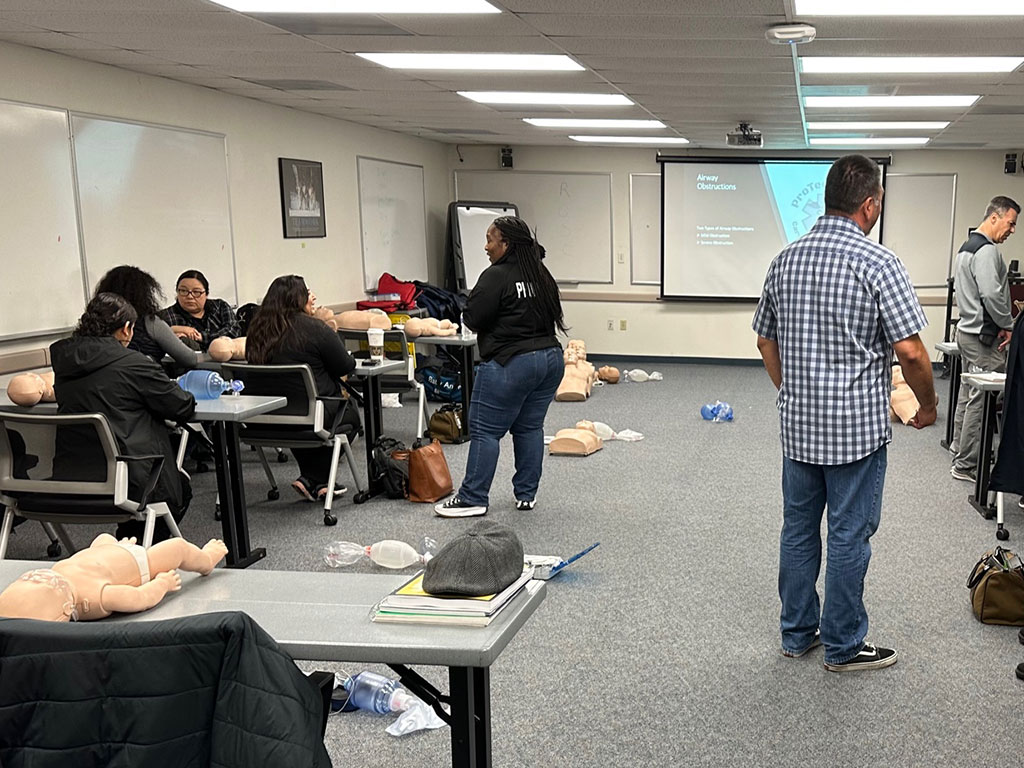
[357,157,428,292]
[454,170,613,284]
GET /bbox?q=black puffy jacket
[49,335,196,511]
[0,611,332,768]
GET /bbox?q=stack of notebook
[373,567,535,626]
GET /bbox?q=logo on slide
[762,163,830,242]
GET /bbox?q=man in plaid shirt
[753,154,937,672]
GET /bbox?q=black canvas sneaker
[515,499,536,511]
[434,496,487,518]
[824,642,898,672]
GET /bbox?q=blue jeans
[458,347,563,506]
[779,446,887,664]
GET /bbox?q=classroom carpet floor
[6,361,1024,767]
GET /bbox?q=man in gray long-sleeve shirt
[951,195,1019,481]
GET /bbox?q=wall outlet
[607,319,615,331]
[617,251,625,264]
[619,319,628,331]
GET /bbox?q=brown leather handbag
[407,439,454,503]
[967,547,1024,625]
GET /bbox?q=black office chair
[0,412,182,559]
[219,363,363,526]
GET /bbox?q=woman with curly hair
[94,265,198,369]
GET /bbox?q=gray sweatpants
[952,329,1007,474]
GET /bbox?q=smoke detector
[765,23,816,45]
[726,122,763,147]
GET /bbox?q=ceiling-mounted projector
[765,23,816,45]
[727,122,763,147]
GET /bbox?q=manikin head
[7,373,51,406]
[0,569,78,622]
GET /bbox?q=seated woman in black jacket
[246,275,360,501]
[49,292,197,543]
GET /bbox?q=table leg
[449,666,491,768]
[454,346,474,443]
[210,420,266,567]
[968,389,998,520]
[353,375,387,504]
[942,354,961,450]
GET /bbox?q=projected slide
[661,160,880,299]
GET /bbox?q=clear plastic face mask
[19,568,78,621]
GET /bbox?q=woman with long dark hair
[94,265,198,369]
[161,268,240,352]
[50,292,196,542]
[436,215,566,517]
[246,275,360,500]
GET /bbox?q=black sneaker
[434,496,487,518]
[515,499,536,511]
[782,630,821,658]
[824,642,898,672]
[950,466,976,483]
[316,484,348,500]
[1018,627,1024,645]
[1016,663,1024,681]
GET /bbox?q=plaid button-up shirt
[161,298,240,351]
[753,215,926,465]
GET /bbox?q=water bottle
[700,400,734,422]
[176,370,245,400]
[343,672,403,714]
[460,312,470,339]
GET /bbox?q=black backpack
[371,436,409,500]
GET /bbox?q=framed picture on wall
[279,158,326,238]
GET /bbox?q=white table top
[961,372,1006,391]
[0,561,546,667]
[351,359,404,377]
[934,341,959,355]
[0,393,286,420]
[407,334,477,347]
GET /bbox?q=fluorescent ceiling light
[809,137,930,146]
[210,0,499,11]
[801,57,1024,74]
[795,0,1023,14]
[805,95,978,108]
[524,118,665,129]
[569,135,689,144]
[459,92,633,106]
[807,121,950,130]
[356,53,582,71]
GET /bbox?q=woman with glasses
[94,266,198,369]
[162,269,240,352]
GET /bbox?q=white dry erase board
[453,202,517,290]
[356,157,428,292]
[879,173,957,292]
[72,115,237,304]
[454,170,613,284]
[629,173,661,286]
[0,100,85,340]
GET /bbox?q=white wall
[0,41,451,355]
[452,144,1024,360]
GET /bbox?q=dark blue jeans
[458,347,563,507]
[779,446,887,664]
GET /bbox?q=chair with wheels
[0,412,181,559]
[219,363,363,526]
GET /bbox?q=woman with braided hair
[436,216,566,517]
